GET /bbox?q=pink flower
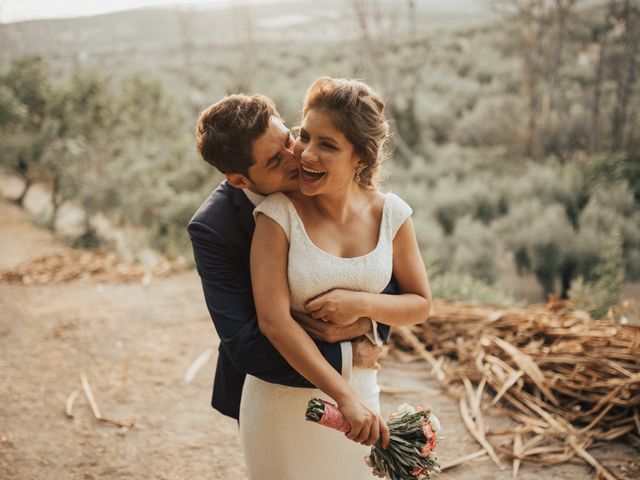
[420,443,433,457]
[411,467,429,477]
[420,421,437,457]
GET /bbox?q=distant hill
[0,0,492,66]
[0,0,495,114]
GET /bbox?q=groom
[188,93,392,420]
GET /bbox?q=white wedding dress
[239,191,412,480]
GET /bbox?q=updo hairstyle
[302,77,390,188]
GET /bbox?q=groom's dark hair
[196,94,279,177]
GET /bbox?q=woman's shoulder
[263,190,290,203]
[381,191,413,234]
[381,191,412,213]
[256,191,293,211]
[253,191,294,220]
[360,189,411,220]
[253,192,297,240]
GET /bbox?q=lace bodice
[253,192,412,311]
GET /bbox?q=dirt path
[1,200,636,479]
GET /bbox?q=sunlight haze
[0,0,269,23]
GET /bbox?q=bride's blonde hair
[302,77,389,189]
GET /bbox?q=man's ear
[226,173,252,189]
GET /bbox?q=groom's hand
[291,311,371,343]
[351,336,383,370]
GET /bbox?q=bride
[241,77,431,479]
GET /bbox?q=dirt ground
[1,199,638,480]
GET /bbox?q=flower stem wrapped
[305,399,441,480]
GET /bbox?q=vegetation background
[1,0,639,311]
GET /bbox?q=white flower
[397,403,416,416]
[428,413,441,433]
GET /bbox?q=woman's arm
[188,220,343,387]
[305,217,431,327]
[251,213,389,447]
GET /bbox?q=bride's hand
[305,289,366,326]
[337,394,390,448]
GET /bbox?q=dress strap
[252,192,295,241]
[384,192,413,239]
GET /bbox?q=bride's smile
[295,108,362,196]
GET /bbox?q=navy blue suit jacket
[188,181,392,419]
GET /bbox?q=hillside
[0,0,494,112]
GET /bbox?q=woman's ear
[226,173,252,189]
[351,152,364,170]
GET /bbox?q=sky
[0,0,268,23]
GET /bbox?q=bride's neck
[311,182,368,224]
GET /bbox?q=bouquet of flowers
[306,399,441,480]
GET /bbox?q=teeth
[302,166,325,174]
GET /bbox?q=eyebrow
[300,127,337,142]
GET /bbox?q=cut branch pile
[391,297,640,479]
[0,251,185,285]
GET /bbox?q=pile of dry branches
[392,297,640,479]
[0,251,184,285]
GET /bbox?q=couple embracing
[188,77,432,479]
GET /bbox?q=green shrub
[453,95,523,148]
[498,200,578,296]
[450,216,499,283]
[569,233,625,318]
[430,272,518,306]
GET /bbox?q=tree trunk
[520,0,546,159]
[524,71,541,157]
[176,8,198,116]
[537,271,556,299]
[14,177,32,207]
[611,0,640,151]
[590,40,607,153]
[590,1,616,153]
[560,261,576,299]
[349,0,424,164]
[49,174,61,232]
[542,0,575,154]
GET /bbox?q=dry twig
[76,373,134,429]
[65,388,80,418]
[184,348,214,384]
[390,298,640,478]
